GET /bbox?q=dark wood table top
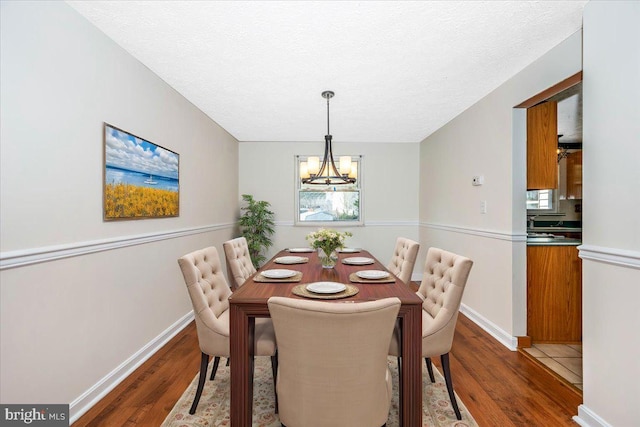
[229,249,422,306]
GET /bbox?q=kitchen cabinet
[558,150,583,200]
[566,151,582,199]
[527,245,582,343]
[527,101,558,190]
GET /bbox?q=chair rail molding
[0,223,235,271]
[578,244,640,270]
[420,222,526,242]
[278,220,419,228]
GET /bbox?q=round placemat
[292,284,359,300]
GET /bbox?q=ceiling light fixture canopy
[300,91,356,185]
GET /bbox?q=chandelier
[299,91,357,185]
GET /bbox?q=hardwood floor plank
[74,293,583,426]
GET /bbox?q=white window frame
[295,155,363,227]
[526,189,560,213]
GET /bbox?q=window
[295,155,362,225]
[526,189,556,211]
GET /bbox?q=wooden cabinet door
[527,245,582,343]
[566,151,583,199]
[527,101,558,190]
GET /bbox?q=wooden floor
[74,309,582,426]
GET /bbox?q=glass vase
[318,248,338,269]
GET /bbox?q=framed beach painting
[103,123,179,220]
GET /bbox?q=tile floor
[523,343,583,391]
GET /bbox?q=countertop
[527,237,582,246]
[527,227,582,233]
[526,227,582,246]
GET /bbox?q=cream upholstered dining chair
[268,296,401,427]
[223,237,256,290]
[389,247,473,420]
[386,237,420,284]
[178,246,278,414]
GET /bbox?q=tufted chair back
[416,247,473,357]
[269,296,401,427]
[223,237,257,290]
[386,237,420,284]
[178,246,232,356]
[178,246,277,415]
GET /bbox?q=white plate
[356,270,390,279]
[306,282,347,294]
[288,247,314,253]
[343,257,375,265]
[261,269,297,279]
[274,256,307,264]
[338,248,360,253]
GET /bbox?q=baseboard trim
[573,404,613,427]
[0,223,234,270]
[460,303,517,351]
[69,311,194,423]
[420,222,524,242]
[578,244,640,270]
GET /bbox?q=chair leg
[271,351,279,414]
[441,353,461,420]
[189,352,210,415]
[209,356,221,381]
[425,357,436,383]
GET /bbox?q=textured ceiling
[67,1,587,143]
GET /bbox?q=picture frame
[103,123,180,220]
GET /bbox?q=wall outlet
[472,175,484,186]
[480,200,487,214]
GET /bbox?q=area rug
[162,357,478,427]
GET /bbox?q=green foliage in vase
[239,194,275,268]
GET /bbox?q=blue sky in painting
[104,125,179,179]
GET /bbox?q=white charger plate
[288,248,314,253]
[261,269,297,279]
[306,282,347,294]
[338,248,360,253]
[343,257,375,265]
[274,256,307,264]
[356,270,390,279]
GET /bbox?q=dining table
[229,248,423,426]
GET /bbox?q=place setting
[341,256,375,265]
[337,247,361,253]
[274,255,309,264]
[349,269,396,284]
[292,281,359,299]
[287,247,314,253]
[253,268,303,283]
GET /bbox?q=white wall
[0,1,239,420]
[577,2,640,426]
[419,30,583,342]
[239,142,421,270]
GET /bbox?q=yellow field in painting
[105,183,178,218]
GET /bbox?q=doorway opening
[514,72,583,394]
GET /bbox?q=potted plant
[239,194,275,268]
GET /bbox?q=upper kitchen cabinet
[527,101,558,190]
[566,150,583,199]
